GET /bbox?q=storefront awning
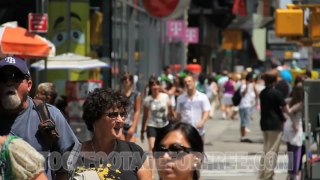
[31,53,109,70]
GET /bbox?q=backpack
[205,83,216,100]
[196,82,205,93]
[33,99,60,151]
[232,87,242,106]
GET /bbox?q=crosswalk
[201,153,288,178]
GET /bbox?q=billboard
[47,0,90,55]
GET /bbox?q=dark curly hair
[82,88,129,132]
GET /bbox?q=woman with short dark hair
[73,88,151,179]
[153,122,204,180]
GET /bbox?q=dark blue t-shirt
[0,97,81,180]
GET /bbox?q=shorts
[146,126,167,138]
[239,107,250,127]
[122,124,137,136]
[122,124,131,135]
[222,93,233,105]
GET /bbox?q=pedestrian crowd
[0,55,315,180]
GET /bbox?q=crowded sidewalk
[136,106,288,179]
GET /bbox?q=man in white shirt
[175,74,211,138]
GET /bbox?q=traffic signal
[275,9,304,36]
[309,11,320,39]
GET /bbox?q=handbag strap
[33,99,51,123]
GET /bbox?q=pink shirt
[223,80,235,95]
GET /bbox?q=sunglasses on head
[106,111,128,119]
[153,143,192,159]
[0,72,27,83]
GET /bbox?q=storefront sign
[28,13,48,33]
[167,20,185,39]
[267,30,290,44]
[185,28,199,44]
[167,20,199,44]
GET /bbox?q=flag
[232,0,246,16]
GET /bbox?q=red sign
[28,13,48,33]
[143,0,190,19]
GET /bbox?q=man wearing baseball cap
[0,56,80,180]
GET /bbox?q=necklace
[124,88,132,97]
[91,139,117,153]
[91,139,104,164]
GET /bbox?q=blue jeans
[239,107,250,128]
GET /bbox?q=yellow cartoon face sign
[48,0,90,55]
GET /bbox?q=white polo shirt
[176,91,211,135]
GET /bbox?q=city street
[1,1,319,180]
[136,108,288,180]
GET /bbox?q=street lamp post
[102,0,113,88]
[66,0,71,52]
[36,0,48,82]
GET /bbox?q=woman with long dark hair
[283,85,303,180]
[119,72,141,142]
[153,122,204,180]
[141,76,173,152]
[141,76,174,178]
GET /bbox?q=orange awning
[0,26,51,58]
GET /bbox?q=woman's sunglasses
[121,76,131,81]
[106,111,128,119]
[153,143,192,159]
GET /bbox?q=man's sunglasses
[106,111,128,119]
[0,72,28,83]
[153,143,192,159]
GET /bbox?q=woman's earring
[93,125,96,133]
[194,157,200,168]
[194,163,198,168]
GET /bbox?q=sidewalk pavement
[135,108,288,180]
